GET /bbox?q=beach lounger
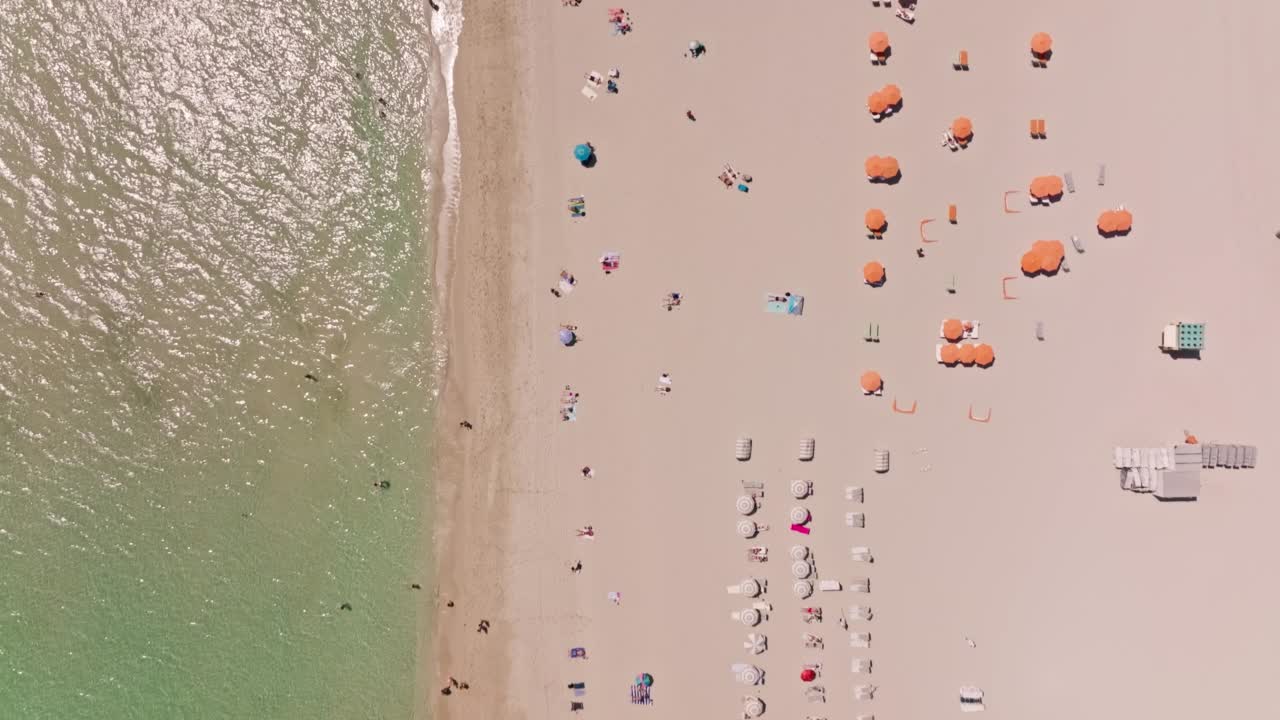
[854,685,876,701]
[1245,446,1257,468]
[805,686,826,703]
[856,715,876,720]
[849,577,870,593]
[851,546,873,562]
[1064,171,1075,193]
[850,632,871,648]
[873,449,889,473]
[895,8,914,23]
[845,486,864,502]
[948,204,958,224]
[1097,164,1106,185]
[580,85,598,101]
[852,658,872,674]
[799,438,815,461]
[1036,119,1046,137]
[960,686,985,712]
[953,49,969,71]
[1209,445,1219,468]
[1035,319,1045,340]
[847,605,872,621]
[1071,235,1084,254]
[819,579,842,592]
[1029,119,1038,138]
[846,512,865,528]
[736,437,752,461]
[803,633,823,649]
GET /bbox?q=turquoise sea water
[0,1,442,717]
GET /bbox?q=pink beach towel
[790,523,811,535]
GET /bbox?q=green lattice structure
[1177,323,1205,350]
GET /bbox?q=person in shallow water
[373,479,391,489]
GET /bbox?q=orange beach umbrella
[877,156,900,178]
[867,91,889,114]
[951,116,973,140]
[865,208,887,232]
[865,155,885,177]
[869,31,890,54]
[1029,175,1064,199]
[973,344,995,367]
[1112,208,1133,231]
[860,371,883,393]
[942,318,964,342]
[880,84,902,106]
[863,261,886,284]
[1097,210,1120,233]
[1021,251,1041,274]
[957,343,977,365]
[940,343,961,365]
[1039,252,1062,273]
[1031,32,1052,55]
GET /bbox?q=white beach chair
[849,631,871,648]
[847,605,872,621]
[873,449,889,473]
[581,85,598,101]
[854,684,876,701]
[798,437,816,461]
[819,579,842,592]
[1064,172,1076,193]
[851,658,872,674]
[851,546,873,562]
[846,512,865,528]
[849,577,870,593]
[960,686,985,712]
[845,486,864,502]
[736,437,753,461]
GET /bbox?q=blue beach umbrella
[559,328,577,346]
[573,143,593,162]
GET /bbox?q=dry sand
[425,1,1280,718]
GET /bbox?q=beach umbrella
[957,344,977,365]
[793,580,814,598]
[558,328,576,346]
[738,666,763,685]
[789,506,810,524]
[863,261,886,285]
[1039,251,1062,273]
[790,479,810,498]
[940,343,961,365]
[1097,210,1120,234]
[880,84,902,107]
[943,318,965,342]
[790,545,809,561]
[792,560,812,578]
[867,91,889,115]
[860,370,883,393]
[801,668,818,682]
[740,578,762,597]
[974,344,995,367]
[868,31,890,54]
[640,673,653,686]
[736,495,757,515]
[743,696,765,718]
[864,155,885,177]
[1021,251,1041,274]
[745,632,767,654]
[573,143,592,162]
[737,520,758,538]
[951,116,973,140]
[1029,175,1063,199]
[1033,239,1065,259]
[877,156,900,178]
[1112,208,1133,232]
[740,609,761,626]
[1031,32,1053,55]
[865,208,887,232]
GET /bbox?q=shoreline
[417,0,531,717]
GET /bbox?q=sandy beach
[424,1,1280,718]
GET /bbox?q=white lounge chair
[819,579,842,592]
[852,658,872,674]
[849,577,870,593]
[850,631,871,648]
[960,686,985,712]
[846,512,865,528]
[851,546,873,562]
[845,486,864,502]
[847,605,872,621]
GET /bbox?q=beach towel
[790,523,811,535]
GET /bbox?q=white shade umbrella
[737,665,763,685]
[740,578,761,597]
[793,579,814,598]
[790,545,809,561]
[790,506,810,524]
[739,608,761,626]
[743,696,765,718]
[790,480,810,498]
[791,561,811,579]
[736,495,757,515]
[744,632,767,654]
[737,520,758,538]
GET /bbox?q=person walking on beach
[459,420,473,429]
[686,110,696,122]
[581,466,593,479]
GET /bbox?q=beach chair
[850,631,871,648]
[895,7,914,23]
[571,701,585,711]
[846,512,865,528]
[736,437,753,461]
[854,685,876,700]
[960,686,985,712]
[1097,164,1107,186]
[819,579,842,592]
[1064,171,1076,193]
[747,547,768,563]
[804,686,826,703]
[851,546,873,562]
[849,577,871,593]
[845,486,864,502]
[873,449,889,473]
[847,605,872,621]
[953,49,970,71]
[799,438,815,461]
[852,658,872,674]
[948,204,958,224]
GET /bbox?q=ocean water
[0,0,455,717]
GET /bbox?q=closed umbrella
[951,116,973,140]
[1031,32,1053,55]
[860,370,883,393]
[863,261,886,285]
[880,84,902,106]
[974,344,995,367]
[943,318,964,342]
[869,31,890,54]
[573,143,592,162]
[867,91,889,115]
[865,208,887,232]
[940,343,961,365]
[957,344,977,365]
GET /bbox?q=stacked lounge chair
[1201,443,1258,468]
